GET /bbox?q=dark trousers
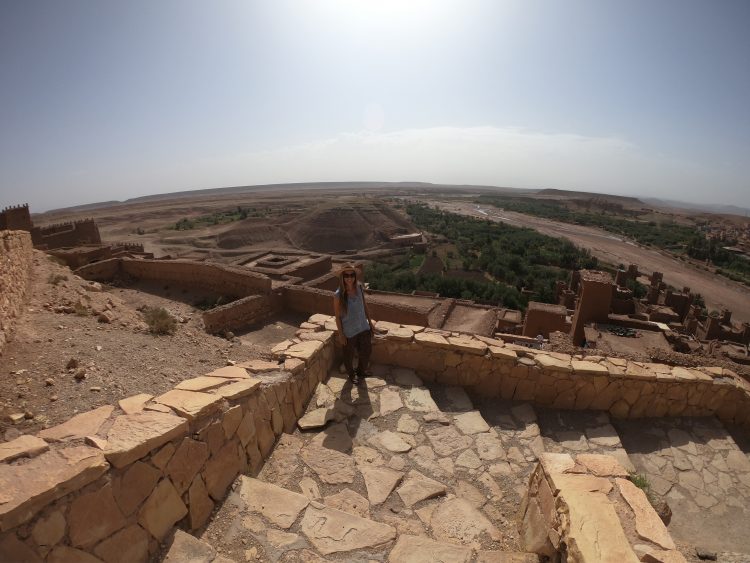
[343,330,372,378]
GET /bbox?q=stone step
[536,407,635,472]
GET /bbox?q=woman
[333,263,374,384]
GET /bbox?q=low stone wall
[75,258,272,297]
[202,293,284,334]
[0,230,33,354]
[303,316,750,434]
[521,452,685,562]
[0,334,335,562]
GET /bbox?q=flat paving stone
[397,470,447,506]
[239,476,310,529]
[429,497,502,543]
[301,446,355,484]
[388,534,472,563]
[426,425,473,457]
[454,411,490,435]
[379,389,404,416]
[404,387,439,412]
[300,504,396,555]
[359,465,404,505]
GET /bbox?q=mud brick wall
[202,292,284,334]
[521,452,685,562]
[283,285,335,315]
[304,315,750,434]
[0,230,33,354]
[75,257,122,280]
[0,334,335,562]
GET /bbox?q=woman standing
[333,263,374,384]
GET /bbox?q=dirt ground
[436,201,750,324]
[0,251,292,437]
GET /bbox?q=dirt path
[434,201,750,324]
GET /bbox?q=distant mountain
[41,200,122,215]
[641,197,750,217]
[535,189,645,206]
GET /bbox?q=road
[433,201,750,324]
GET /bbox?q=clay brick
[113,461,161,516]
[68,483,126,548]
[166,438,209,494]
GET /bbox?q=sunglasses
[343,273,356,278]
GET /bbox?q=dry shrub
[143,307,177,335]
[48,273,68,285]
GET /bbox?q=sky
[1,0,749,212]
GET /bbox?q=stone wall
[521,452,685,562]
[76,258,272,297]
[0,334,335,562]
[202,293,284,334]
[301,316,750,434]
[0,230,33,355]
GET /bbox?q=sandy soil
[435,201,750,324]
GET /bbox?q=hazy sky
[1,0,749,212]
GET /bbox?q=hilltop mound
[285,201,415,252]
[216,220,288,249]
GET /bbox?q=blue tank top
[335,285,370,338]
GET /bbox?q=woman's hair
[337,267,357,317]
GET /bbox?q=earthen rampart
[0,231,33,354]
[0,334,335,562]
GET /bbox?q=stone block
[104,411,188,469]
[188,475,214,530]
[153,389,224,421]
[221,405,243,439]
[203,440,241,500]
[163,529,215,563]
[93,524,149,563]
[0,533,43,563]
[166,438,209,494]
[197,420,225,456]
[150,442,175,470]
[175,376,229,392]
[0,434,49,463]
[117,393,153,415]
[571,360,608,376]
[32,509,66,550]
[39,405,114,442]
[213,378,261,401]
[236,412,257,447]
[68,483,126,548]
[113,461,161,516]
[414,331,451,348]
[0,446,108,532]
[47,546,102,563]
[204,365,250,379]
[137,479,188,540]
[447,336,487,355]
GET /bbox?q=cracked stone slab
[404,387,439,412]
[379,388,404,416]
[324,488,370,517]
[397,470,447,506]
[298,408,335,430]
[0,435,49,463]
[300,504,396,555]
[392,367,423,387]
[430,497,502,543]
[616,478,676,550]
[373,431,413,453]
[239,476,310,529]
[359,465,404,505]
[444,386,474,411]
[39,406,114,442]
[454,411,490,435]
[388,534,473,563]
[301,445,356,484]
[309,422,352,453]
[426,426,472,457]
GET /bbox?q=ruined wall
[33,220,102,250]
[521,452,682,561]
[202,293,284,334]
[0,231,33,354]
[75,258,122,281]
[297,316,750,434]
[0,336,335,562]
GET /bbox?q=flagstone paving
[198,365,544,562]
[614,416,750,557]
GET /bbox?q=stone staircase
[189,364,544,562]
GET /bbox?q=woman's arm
[360,284,375,332]
[333,294,347,345]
